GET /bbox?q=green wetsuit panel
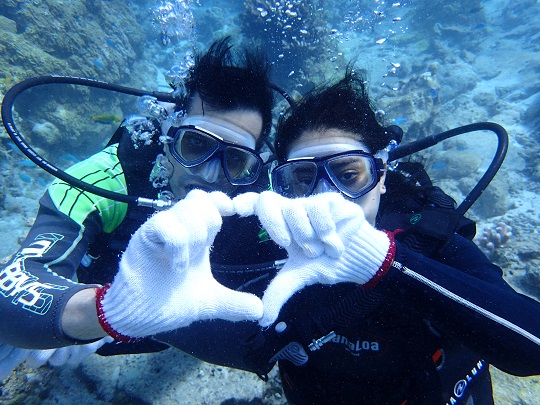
[47,144,128,233]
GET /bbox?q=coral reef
[0,0,158,156]
[475,221,513,255]
[30,121,60,144]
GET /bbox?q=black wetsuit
[1,132,539,404]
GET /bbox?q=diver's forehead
[186,93,263,140]
[288,129,369,158]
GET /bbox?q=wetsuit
[153,228,540,404]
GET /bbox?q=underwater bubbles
[151,0,195,46]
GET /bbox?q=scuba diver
[221,70,540,404]
[0,36,287,374]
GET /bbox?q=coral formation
[31,121,60,144]
[475,221,513,255]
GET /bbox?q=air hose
[388,122,508,218]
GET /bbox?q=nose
[313,178,339,195]
[193,157,222,184]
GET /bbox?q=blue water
[1,0,540,403]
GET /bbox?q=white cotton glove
[234,191,346,258]
[0,338,114,380]
[25,336,114,369]
[0,344,30,380]
[97,190,263,341]
[234,191,395,327]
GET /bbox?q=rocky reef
[0,0,147,84]
[0,0,167,158]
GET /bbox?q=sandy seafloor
[1,0,540,403]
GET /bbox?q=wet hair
[183,37,273,149]
[275,68,391,161]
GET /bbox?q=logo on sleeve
[0,233,68,315]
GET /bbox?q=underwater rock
[438,60,479,105]
[0,0,145,83]
[523,92,540,132]
[30,121,60,145]
[0,15,16,34]
[520,257,540,299]
[378,69,442,138]
[473,177,512,219]
[409,0,485,36]
[472,92,504,116]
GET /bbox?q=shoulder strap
[378,163,477,255]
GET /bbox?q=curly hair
[275,68,391,161]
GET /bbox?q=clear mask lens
[272,152,380,198]
[176,129,219,164]
[326,155,375,197]
[171,127,262,185]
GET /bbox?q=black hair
[183,37,273,149]
[275,68,391,161]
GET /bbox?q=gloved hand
[234,191,395,327]
[25,336,114,369]
[0,343,30,380]
[234,191,347,258]
[97,190,264,341]
[0,337,114,380]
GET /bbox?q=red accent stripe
[95,284,141,343]
[432,348,443,364]
[362,230,397,289]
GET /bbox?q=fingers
[46,348,70,367]
[253,191,355,258]
[326,193,365,223]
[170,195,223,242]
[197,280,264,322]
[253,191,293,247]
[143,191,224,248]
[26,348,56,369]
[186,190,235,217]
[232,192,259,217]
[260,264,311,327]
[303,197,341,257]
[255,191,325,255]
[281,199,325,257]
[52,337,113,366]
[0,343,14,360]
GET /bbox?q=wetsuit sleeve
[379,235,540,376]
[0,145,129,349]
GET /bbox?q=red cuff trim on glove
[362,230,397,289]
[96,284,141,343]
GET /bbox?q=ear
[379,164,387,195]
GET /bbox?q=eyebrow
[330,157,367,168]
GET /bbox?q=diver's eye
[293,170,315,187]
[178,130,217,161]
[337,170,359,184]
